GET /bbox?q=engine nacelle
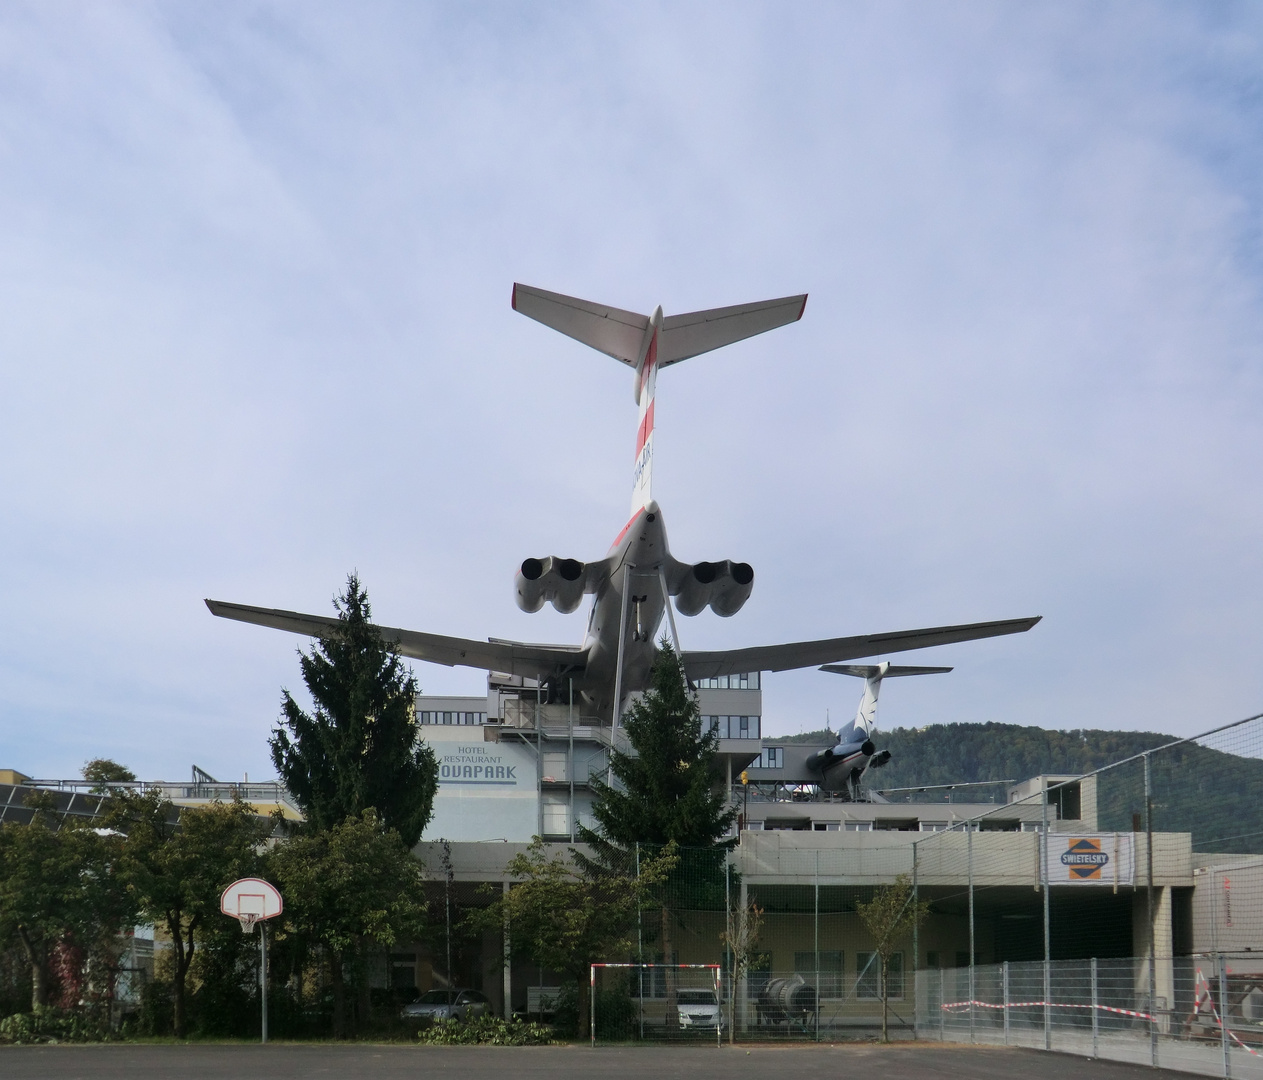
[805,739,875,774]
[514,556,587,614]
[674,560,754,617]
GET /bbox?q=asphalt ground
[0,1042,1208,1080]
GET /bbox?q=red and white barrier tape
[941,1000,1153,1021]
[942,968,1261,1057]
[1186,966,1261,1057]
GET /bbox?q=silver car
[401,988,491,1023]
[676,988,724,1029]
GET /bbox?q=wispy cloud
[1,2,1261,778]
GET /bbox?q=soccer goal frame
[588,962,723,1047]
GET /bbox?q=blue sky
[2,3,1262,781]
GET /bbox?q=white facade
[421,725,539,843]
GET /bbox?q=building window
[693,672,760,690]
[701,715,761,740]
[855,952,902,1000]
[919,821,948,832]
[856,952,880,999]
[886,953,904,999]
[419,711,486,726]
[754,746,783,769]
[795,951,843,997]
[390,953,417,989]
[844,821,872,832]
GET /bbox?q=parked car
[401,988,491,1023]
[676,988,724,1030]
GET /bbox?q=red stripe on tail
[635,400,655,457]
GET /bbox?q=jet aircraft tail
[822,662,953,741]
[511,284,807,517]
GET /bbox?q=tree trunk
[577,970,590,1041]
[170,912,196,1037]
[880,955,888,1043]
[661,906,676,1030]
[331,949,347,1039]
[17,927,47,1011]
[357,948,372,1036]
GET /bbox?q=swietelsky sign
[1044,833,1135,886]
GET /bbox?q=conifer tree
[579,642,735,1024]
[270,573,439,847]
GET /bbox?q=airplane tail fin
[511,284,807,517]
[821,662,953,741]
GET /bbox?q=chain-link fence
[909,711,1263,1076]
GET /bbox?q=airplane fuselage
[578,503,671,716]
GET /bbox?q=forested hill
[778,722,1263,854]
[781,722,1175,789]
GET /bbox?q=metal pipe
[658,566,682,656]
[1220,953,1232,1080]
[912,842,919,1041]
[610,563,634,730]
[637,843,644,1042]
[1042,789,1051,1051]
[1146,752,1157,1067]
[568,678,575,843]
[260,922,268,1044]
[968,824,975,1045]
[1003,960,1009,1046]
[1091,956,1098,1058]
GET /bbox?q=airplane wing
[204,600,587,680]
[681,617,1040,680]
[820,664,954,677]
[659,293,807,367]
[511,283,649,366]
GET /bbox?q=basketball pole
[260,921,268,1044]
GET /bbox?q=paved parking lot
[0,1042,1207,1080]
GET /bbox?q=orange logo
[1060,838,1109,879]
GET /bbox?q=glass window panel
[887,953,904,999]
[856,952,880,999]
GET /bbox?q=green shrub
[0,1007,111,1045]
[551,982,637,1040]
[417,1014,553,1045]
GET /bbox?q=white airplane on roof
[207,284,1040,721]
[806,661,952,797]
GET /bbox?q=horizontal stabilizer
[682,616,1039,680]
[659,294,807,367]
[512,283,806,370]
[820,664,953,678]
[511,284,648,366]
[204,599,586,681]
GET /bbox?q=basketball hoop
[220,878,283,933]
[220,878,284,1046]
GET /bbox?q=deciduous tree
[267,810,427,1038]
[0,796,133,1011]
[855,873,931,1042]
[109,793,269,1036]
[473,839,676,1037]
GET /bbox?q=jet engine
[804,739,875,775]
[757,975,817,1024]
[514,556,587,614]
[673,560,754,617]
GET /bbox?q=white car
[676,988,724,1029]
[401,988,491,1023]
